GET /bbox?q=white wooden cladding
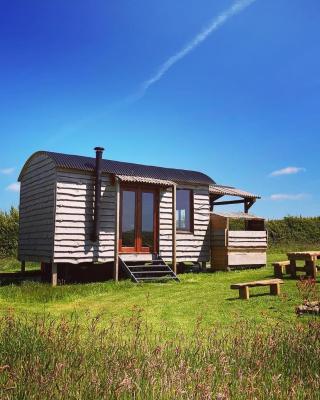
[53,171,116,264]
[18,154,56,263]
[212,230,267,248]
[228,252,267,266]
[159,186,210,262]
[228,231,267,248]
[19,156,211,264]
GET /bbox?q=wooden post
[172,184,177,274]
[244,199,256,214]
[270,283,280,296]
[21,261,26,274]
[114,178,120,282]
[239,286,249,300]
[273,264,283,279]
[51,263,58,287]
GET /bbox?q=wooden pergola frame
[209,185,260,214]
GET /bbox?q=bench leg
[306,260,317,279]
[239,286,249,300]
[285,264,292,275]
[274,265,283,279]
[270,283,280,296]
[290,260,297,279]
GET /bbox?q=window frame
[176,188,194,233]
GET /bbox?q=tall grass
[0,311,319,399]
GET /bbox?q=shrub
[0,207,19,258]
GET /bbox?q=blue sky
[0,0,319,218]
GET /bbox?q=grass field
[0,250,319,399]
[0,250,318,332]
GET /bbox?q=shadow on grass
[227,293,279,301]
[0,271,41,286]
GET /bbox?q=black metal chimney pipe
[91,147,105,242]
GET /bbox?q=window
[176,189,193,232]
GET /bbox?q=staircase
[119,255,180,283]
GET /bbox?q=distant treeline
[0,208,319,258]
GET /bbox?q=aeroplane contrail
[137,0,257,98]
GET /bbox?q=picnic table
[287,251,320,280]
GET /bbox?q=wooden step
[128,264,169,269]
[125,262,167,267]
[136,276,179,282]
[128,267,172,272]
[119,254,179,283]
[132,271,175,276]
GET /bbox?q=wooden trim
[51,172,57,263]
[172,185,177,274]
[213,199,246,206]
[114,178,120,281]
[119,188,136,253]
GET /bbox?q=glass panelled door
[121,190,136,252]
[120,187,158,253]
[140,191,155,252]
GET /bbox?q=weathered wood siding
[18,154,57,262]
[211,212,268,270]
[53,170,116,264]
[228,231,267,248]
[159,186,210,263]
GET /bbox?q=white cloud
[270,167,306,177]
[6,182,20,192]
[137,0,257,98]
[270,193,310,201]
[0,167,15,175]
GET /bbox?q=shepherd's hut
[18,148,262,284]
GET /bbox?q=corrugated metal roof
[20,151,215,186]
[209,184,260,199]
[211,211,264,220]
[116,175,175,186]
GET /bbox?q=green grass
[0,249,318,334]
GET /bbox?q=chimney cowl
[94,147,105,153]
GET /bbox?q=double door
[120,187,158,253]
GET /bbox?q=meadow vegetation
[0,209,320,398]
[0,311,319,400]
[0,250,319,398]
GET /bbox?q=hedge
[267,216,320,246]
[0,207,19,258]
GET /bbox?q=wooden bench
[273,261,291,278]
[230,279,284,300]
